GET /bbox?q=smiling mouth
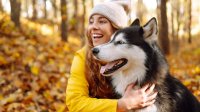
[100,58,128,76]
[92,34,103,39]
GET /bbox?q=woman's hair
[84,28,118,98]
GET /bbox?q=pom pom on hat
[89,0,130,29]
[106,0,131,13]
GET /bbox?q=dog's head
[92,17,158,76]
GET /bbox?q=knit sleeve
[66,48,118,112]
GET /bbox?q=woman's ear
[130,18,140,26]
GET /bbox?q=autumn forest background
[0,0,200,111]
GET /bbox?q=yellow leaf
[59,63,66,73]
[56,82,61,88]
[54,103,66,112]
[63,43,70,52]
[192,66,200,74]
[31,66,39,75]
[195,66,200,73]
[196,76,200,80]
[1,94,17,105]
[0,55,7,65]
[183,80,191,86]
[43,90,53,102]
[65,73,70,78]
[0,94,3,100]
[13,52,20,58]
[0,38,5,45]
[37,53,45,61]
[68,36,81,46]
[48,59,55,65]
[23,57,33,65]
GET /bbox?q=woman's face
[88,14,116,46]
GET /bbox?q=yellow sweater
[66,47,118,112]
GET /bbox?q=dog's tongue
[100,61,117,74]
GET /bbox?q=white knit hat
[89,1,129,29]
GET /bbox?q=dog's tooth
[105,69,109,73]
[114,62,119,67]
[117,61,120,65]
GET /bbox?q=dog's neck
[111,65,147,95]
[111,50,169,95]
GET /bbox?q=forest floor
[0,13,199,111]
[167,36,200,100]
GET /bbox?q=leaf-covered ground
[0,13,199,111]
[0,13,81,112]
[167,37,200,101]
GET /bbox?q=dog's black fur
[125,18,200,112]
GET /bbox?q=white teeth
[92,34,103,38]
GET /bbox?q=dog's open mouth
[100,58,128,76]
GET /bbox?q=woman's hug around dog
[92,17,200,112]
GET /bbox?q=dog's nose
[92,48,99,55]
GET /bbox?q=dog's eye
[115,41,125,45]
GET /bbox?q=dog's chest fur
[111,70,145,95]
[111,72,158,112]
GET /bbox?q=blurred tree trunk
[81,0,86,45]
[188,0,192,43]
[0,0,4,12]
[156,0,161,37]
[175,6,181,42]
[91,0,94,8]
[170,0,180,54]
[51,0,58,19]
[32,0,37,20]
[10,0,21,28]
[171,2,175,40]
[136,0,147,24]
[128,0,131,24]
[157,0,170,55]
[25,0,29,18]
[136,0,144,23]
[60,0,68,41]
[72,0,78,31]
[43,0,47,19]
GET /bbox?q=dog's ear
[130,18,140,26]
[142,17,158,43]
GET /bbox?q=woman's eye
[99,20,107,24]
[89,18,94,24]
[89,20,93,24]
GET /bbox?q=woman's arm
[66,49,118,112]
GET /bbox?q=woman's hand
[117,83,158,112]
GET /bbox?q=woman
[66,1,157,112]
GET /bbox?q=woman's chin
[93,41,102,46]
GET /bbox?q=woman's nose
[91,22,99,30]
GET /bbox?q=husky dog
[92,17,200,112]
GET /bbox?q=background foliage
[0,0,199,111]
